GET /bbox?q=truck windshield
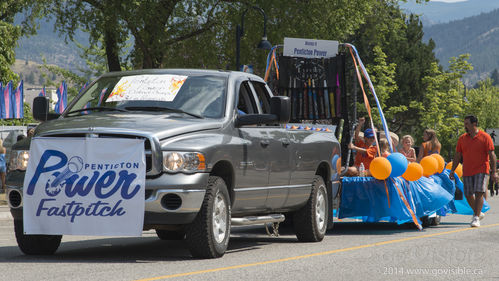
[65,74,227,118]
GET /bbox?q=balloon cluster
[369,153,460,181]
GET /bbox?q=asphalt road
[1,196,499,281]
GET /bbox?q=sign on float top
[283,37,339,58]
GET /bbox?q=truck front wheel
[293,176,328,242]
[14,220,62,255]
[185,176,231,258]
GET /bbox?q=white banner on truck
[23,137,146,236]
[283,37,339,58]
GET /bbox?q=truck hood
[35,112,223,140]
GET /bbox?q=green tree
[26,72,35,84]
[349,2,438,134]
[491,69,499,86]
[419,54,473,159]
[464,79,499,131]
[1,0,48,84]
[48,0,424,74]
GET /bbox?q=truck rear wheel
[185,176,231,258]
[14,220,62,255]
[293,176,328,242]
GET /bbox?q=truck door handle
[260,140,270,147]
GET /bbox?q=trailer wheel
[185,176,231,258]
[293,176,328,242]
[430,215,441,226]
[14,220,62,255]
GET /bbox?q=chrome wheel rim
[212,192,227,243]
[315,187,326,231]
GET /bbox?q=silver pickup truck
[7,69,341,258]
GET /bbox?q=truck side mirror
[33,96,60,121]
[270,96,290,123]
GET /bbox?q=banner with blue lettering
[23,137,146,236]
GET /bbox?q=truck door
[248,81,292,210]
[232,81,269,212]
[285,129,319,208]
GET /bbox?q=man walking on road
[450,115,497,227]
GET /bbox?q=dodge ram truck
[7,69,341,258]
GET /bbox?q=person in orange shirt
[450,115,497,227]
[352,117,369,167]
[347,128,377,176]
[417,129,441,162]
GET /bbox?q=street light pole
[235,6,272,71]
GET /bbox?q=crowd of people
[346,115,498,227]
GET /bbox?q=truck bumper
[7,171,209,226]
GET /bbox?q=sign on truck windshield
[66,74,227,118]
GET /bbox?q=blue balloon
[387,152,408,178]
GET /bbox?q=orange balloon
[402,162,424,181]
[445,161,463,178]
[370,157,392,180]
[421,156,438,177]
[430,154,445,173]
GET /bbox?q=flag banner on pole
[1,81,13,119]
[55,81,68,113]
[97,87,107,106]
[13,80,24,118]
[79,82,89,94]
[38,86,46,97]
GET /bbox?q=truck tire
[155,229,185,240]
[185,176,231,258]
[293,175,328,242]
[14,220,62,255]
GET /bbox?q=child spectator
[379,138,391,158]
[400,135,417,162]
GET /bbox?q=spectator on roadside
[0,139,6,194]
[417,129,441,162]
[450,115,497,227]
[489,167,498,197]
[400,135,417,162]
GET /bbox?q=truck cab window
[238,82,258,115]
[250,82,272,114]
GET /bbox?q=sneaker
[471,216,480,227]
[479,212,485,220]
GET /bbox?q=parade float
[262,38,490,229]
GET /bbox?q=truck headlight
[9,150,30,171]
[162,152,206,173]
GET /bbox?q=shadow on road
[0,220,460,262]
